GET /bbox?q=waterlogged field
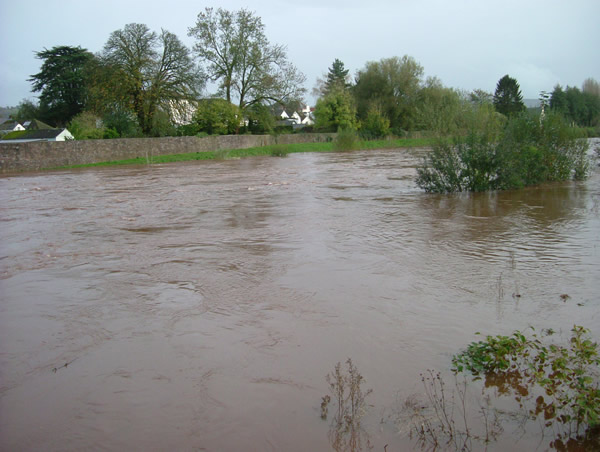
[1,143,599,451]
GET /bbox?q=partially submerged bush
[321,359,372,451]
[333,128,360,151]
[400,326,599,451]
[269,144,290,157]
[453,326,600,440]
[416,112,589,193]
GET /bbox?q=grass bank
[56,137,435,169]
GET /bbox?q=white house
[291,111,302,123]
[301,114,314,126]
[0,121,26,136]
[277,105,315,129]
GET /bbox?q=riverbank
[0,134,434,174]
[57,137,435,169]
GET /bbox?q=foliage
[452,326,600,441]
[415,134,501,193]
[68,111,108,140]
[353,55,424,132]
[493,74,525,117]
[188,7,306,112]
[269,144,289,157]
[333,128,360,151]
[582,77,600,98]
[416,111,589,193]
[29,46,94,126]
[416,78,470,136]
[244,103,276,134]
[321,359,373,452]
[461,102,506,141]
[359,107,390,139]
[325,58,351,95]
[11,99,41,123]
[101,108,142,138]
[99,23,202,135]
[314,88,357,132]
[469,89,493,105]
[550,84,600,127]
[194,98,240,135]
[149,109,177,137]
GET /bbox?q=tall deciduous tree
[353,56,424,132]
[493,74,525,117]
[417,77,469,135]
[29,45,94,126]
[188,8,306,112]
[582,78,600,98]
[100,23,203,135]
[469,89,493,105]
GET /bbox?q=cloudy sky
[0,0,598,107]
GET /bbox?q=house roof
[26,119,53,130]
[1,128,67,140]
[0,121,21,131]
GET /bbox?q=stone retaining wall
[0,133,335,174]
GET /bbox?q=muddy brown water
[1,145,599,451]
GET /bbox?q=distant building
[277,105,314,129]
[24,119,53,130]
[0,120,26,136]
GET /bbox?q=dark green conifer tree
[493,74,525,117]
[325,58,350,93]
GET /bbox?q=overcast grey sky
[0,0,598,107]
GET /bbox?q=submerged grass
[54,137,436,170]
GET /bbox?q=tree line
[12,8,305,138]
[10,7,600,139]
[313,58,600,139]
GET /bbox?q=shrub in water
[269,144,290,157]
[416,111,589,193]
[452,326,600,439]
[333,128,360,151]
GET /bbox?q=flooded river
[1,145,599,451]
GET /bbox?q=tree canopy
[493,75,525,117]
[29,45,94,126]
[325,59,350,94]
[550,84,600,127]
[99,23,203,135]
[353,56,424,132]
[188,7,306,112]
[314,88,357,131]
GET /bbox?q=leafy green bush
[333,128,360,151]
[416,111,589,193]
[102,109,141,138]
[176,123,201,137]
[68,112,106,140]
[359,108,390,139]
[194,98,240,135]
[269,144,289,157]
[453,326,600,436]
